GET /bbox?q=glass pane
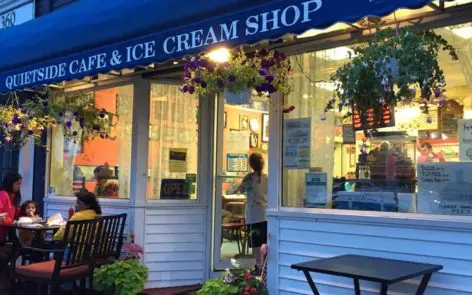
[282,25,472,216]
[218,96,269,265]
[147,84,199,200]
[49,85,134,199]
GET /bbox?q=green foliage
[326,27,458,131]
[93,259,149,295]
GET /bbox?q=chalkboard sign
[160,179,190,200]
[342,124,356,144]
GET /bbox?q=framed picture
[224,112,227,128]
[262,113,269,142]
[240,115,249,130]
[250,133,259,148]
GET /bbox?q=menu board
[353,105,395,131]
[283,118,311,169]
[226,154,248,172]
[342,124,356,144]
[417,162,472,216]
[459,119,472,161]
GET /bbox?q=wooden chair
[9,213,127,295]
[10,218,99,295]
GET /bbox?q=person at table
[0,173,22,274]
[232,153,268,276]
[53,190,102,240]
[18,200,43,248]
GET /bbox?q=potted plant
[324,27,458,133]
[197,260,268,295]
[181,49,292,105]
[93,233,148,295]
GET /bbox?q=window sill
[267,207,472,230]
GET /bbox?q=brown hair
[249,153,264,183]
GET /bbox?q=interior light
[464,110,472,119]
[448,26,472,39]
[208,48,231,63]
[323,47,356,60]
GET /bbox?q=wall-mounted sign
[226,153,248,173]
[342,124,356,144]
[0,2,34,30]
[169,148,187,173]
[283,118,311,169]
[459,119,472,161]
[353,105,395,131]
[160,179,190,200]
[304,172,327,208]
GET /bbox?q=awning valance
[0,0,448,93]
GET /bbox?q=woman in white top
[234,153,268,275]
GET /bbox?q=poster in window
[304,172,327,208]
[459,119,472,161]
[283,118,311,169]
[417,162,472,216]
[262,113,269,142]
[169,148,188,173]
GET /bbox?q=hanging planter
[0,94,54,149]
[324,27,458,133]
[224,88,252,105]
[180,48,292,104]
[25,89,117,143]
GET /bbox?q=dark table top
[291,255,443,284]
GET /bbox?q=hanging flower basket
[180,48,292,103]
[324,27,458,133]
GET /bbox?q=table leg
[302,271,320,295]
[415,273,432,295]
[354,278,361,295]
[379,284,388,295]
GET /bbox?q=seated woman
[94,165,119,198]
[0,173,22,273]
[53,190,102,240]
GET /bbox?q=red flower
[250,287,257,294]
[244,273,252,280]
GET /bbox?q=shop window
[49,85,134,199]
[282,26,472,216]
[147,84,199,200]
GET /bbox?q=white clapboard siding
[144,207,207,289]
[270,214,472,295]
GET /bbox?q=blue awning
[0,0,446,93]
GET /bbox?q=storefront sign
[353,106,395,131]
[417,162,472,216]
[283,118,311,169]
[0,2,34,30]
[1,0,325,92]
[459,119,472,161]
[304,172,327,208]
[160,179,190,199]
[226,154,248,172]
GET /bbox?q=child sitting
[18,201,43,248]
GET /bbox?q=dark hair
[1,172,22,206]
[75,190,102,215]
[19,200,37,217]
[421,143,433,150]
[249,153,264,182]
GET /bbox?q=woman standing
[234,153,268,275]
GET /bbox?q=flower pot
[224,89,252,105]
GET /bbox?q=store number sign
[0,2,34,30]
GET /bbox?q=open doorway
[213,94,270,270]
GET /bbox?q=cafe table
[291,255,443,295]
[1,222,62,233]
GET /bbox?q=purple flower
[261,60,270,69]
[28,130,34,135]
[11,115,21,125]
[65,121,72,128]
[188,86,195,94]
[184,70,191,79]
[259,68,268,76]
[280,53,286,60]
[20,108,28,114]
[181,85,189,93]
[189,61,198,70]
[217,80,224,88]
[200,81,208,88]
[228,75,236,82]
[73,112,79,117]
[265,74,274,83]
[20,124,26,130]
[79,118,85,128]
[274,51,281,59]
[434,88,442,98]
[439,98,446,107]
[194,77,202,84]
[260,83,276,94]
